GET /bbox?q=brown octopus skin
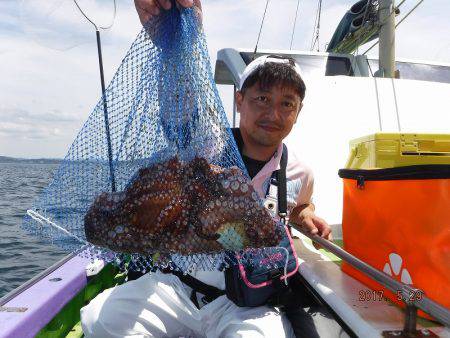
[84,156,281,255]
[197,168,281,248]
[123,157,188,238]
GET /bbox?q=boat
[1,0,449,337]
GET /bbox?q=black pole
[95,29,116,192]
[403,304,418,335]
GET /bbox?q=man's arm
[134,0,202,25]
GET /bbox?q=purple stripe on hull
[0,255,91,338]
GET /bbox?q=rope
[317,0,322,50]
[254,0,270,55]
[394,0,424,29]
[27,209,89,245]
[397,0,407,8]
[363,0,424,55]
[391,78,402,131]
[310,0,322,51]
[367,60,383,131]
[275,246,290,286]
[73,0,117,31]
[289,0,301,50]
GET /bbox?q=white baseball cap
[239,55,303,90]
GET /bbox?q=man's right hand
[134,0,202,25]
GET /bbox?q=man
[81,1,332,337]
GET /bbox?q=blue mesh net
[23,6,284,272]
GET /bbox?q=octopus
[84,156,281,255]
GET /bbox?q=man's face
[236,82,303,148]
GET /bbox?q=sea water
[0,161,66,298]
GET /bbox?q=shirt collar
[231,127,283,191]
[231,128,281,164]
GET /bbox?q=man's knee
[210,301,294,338]
[219,323,265,338]
[81,289,115,337]
[80,273,201,337]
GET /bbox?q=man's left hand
[290,204,332,250]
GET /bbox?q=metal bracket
[386,296,435,337]
[374,68,385,77]
[0,306,28,313]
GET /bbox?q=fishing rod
[73,0,117,192]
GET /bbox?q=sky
[0,0,449,158]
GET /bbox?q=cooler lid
[350,133,450,155]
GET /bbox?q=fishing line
[73,0,117,31]
[310,0,322,51]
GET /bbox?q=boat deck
[292,230,450,337]
[1,234,448,337]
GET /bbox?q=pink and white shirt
[251,142,314,213]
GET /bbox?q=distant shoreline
[0,156,61,164]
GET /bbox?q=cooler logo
[383,253,413,285]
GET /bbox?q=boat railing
[0,246,86,307]
[290,223,450,334]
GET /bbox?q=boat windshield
[240,53,354,77]
[368,59,450,84]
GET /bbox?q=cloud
[1,107,81,124]
[0,123,49,139]
[0,1,142,158]
[1,0,450,158]
[0,106,84,145]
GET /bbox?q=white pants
[81,272,295,338]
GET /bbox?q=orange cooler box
[339,164,450,317]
